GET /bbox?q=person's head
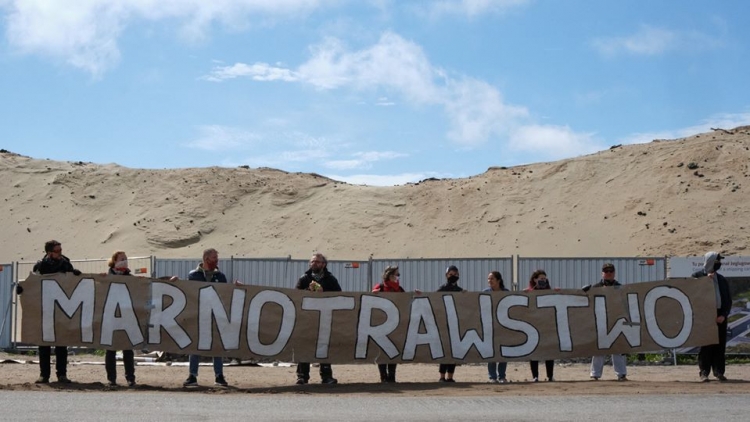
[487,271,504,291]
[382,266,399,282]
[309,253,327,273]
[108,251,128,268]
[602,263,616,281]
[445,265,459,284]
[44,240,62,258]
[203,248,219,270]
[529,269,548,289]
[703,251,724,274]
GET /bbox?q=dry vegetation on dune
[1,127,749,262]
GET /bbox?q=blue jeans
[488,362,507,380]
[188,355,224,377]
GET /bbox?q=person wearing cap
[588,263,628,381]
[437,265,463,382]
[691,251,732,382]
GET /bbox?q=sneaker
[107,379,117,387]
[445,378,455,383]
[183,375,198,387]
[547,377,555,382]
[295,378,308,385]
[35,376,49,384]
[57,375,72,384]
[488,379,498,383]
[617,375,628,382]
[590,376,600,381]
[700,374,710,383]
[214,375,228,387]
[439,378,447,382]
[498,378,508,384]
[321,377,338,384]
[127,379,136,388]
[716,375,728,382]
[532,377,539,383]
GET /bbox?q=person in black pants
[295,253,342,385]
[692,251,732,382]
[525,269,556,382]
[31,240,81,384]
[437,265,463,382]
[104,250,137,387]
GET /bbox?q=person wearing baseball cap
[588,263,628,381]
[692,251,732,382]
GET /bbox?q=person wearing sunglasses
[588,263,628,381]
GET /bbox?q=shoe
[498,378,508,384]
[445,378,455,383]
[214,375,228,387]
[716,375,728,382]
[532,377,538,383]
[547,377,555,382]
[321,377,338,384]
[183,375,198,387]
[700,374,710,382]
[127,379,136,388]
[57,375,72,384]
[488,379,498,383]
[439,378,447,382]
[295,378,308,385]
[590,376,599,381]
[35,376,49,384]
[107,379,117,387]
[617,375,628,382]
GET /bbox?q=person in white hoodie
[691,251,732,382]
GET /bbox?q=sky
[1,0,749,186]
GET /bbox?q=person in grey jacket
[588,263,628,381]
[692,251,732,382]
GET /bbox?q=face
[49,245,63,258]
[309,256,325,272]
[535,274,548,283]
[446,269,459,279]
[602,268,615,280]
[487,273,500,291]
[116,252,128,262]
[390,270,400,281]
[204,251,219,268]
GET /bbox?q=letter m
[42,278,95,343]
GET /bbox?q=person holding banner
[484,271,509,383]
[691,251,732,382]
[437,265,463,382]
[103,251,137,387]
[589,263,628,381]
[524,269,556,382]
[295,253,342,385]
[183,248,230,388]
[31,239,81,384]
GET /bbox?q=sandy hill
[1,127,749,262]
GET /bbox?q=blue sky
[1,0,749,186]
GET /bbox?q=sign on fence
[19,274,718,363]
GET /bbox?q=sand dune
[2,126,749,262]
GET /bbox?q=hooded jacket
[691,251,732,318]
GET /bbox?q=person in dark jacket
[524,269,556,382]
[31,240,81,384]
[295,253,342,385]
[437,265,463,382]
[372,266,407,383]
[103,250,137,387]
[588,263,628,381]
[692,251,732,382]
[183,248,230,388]
[484,271,509,383]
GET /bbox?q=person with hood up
[692,251,732,382]
[295,253,342,385]
[437,265,463,382]
[524,270,556,382]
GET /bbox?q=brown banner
[19,274,719,363]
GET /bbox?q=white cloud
[1,0,335,76]
[618,112,750,145]
[206,32,530,146]
[186,125,261,151]
[421,0,531,18]
[508,124,603,160]
[323,150,408,170]
[201,62,301,82]
[592,24,723,57]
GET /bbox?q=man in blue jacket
[692,251,732,382]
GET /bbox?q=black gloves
[16,285,23,295]
[581,284,592,292]
[72,269,82,276]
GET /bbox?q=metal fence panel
[153,258,234,280]
[231,258,309,289]
[0,263,13,349]
[324,260,371,292]
[371,257,513,293]
[517,257,667,290]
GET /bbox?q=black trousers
[530,360,554,379]
[296,363,333,381]
[698,313,728,377]
[438,364,456,375]
[38,346,68,378]
[378,363,397,382]
[105,350,135,382]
